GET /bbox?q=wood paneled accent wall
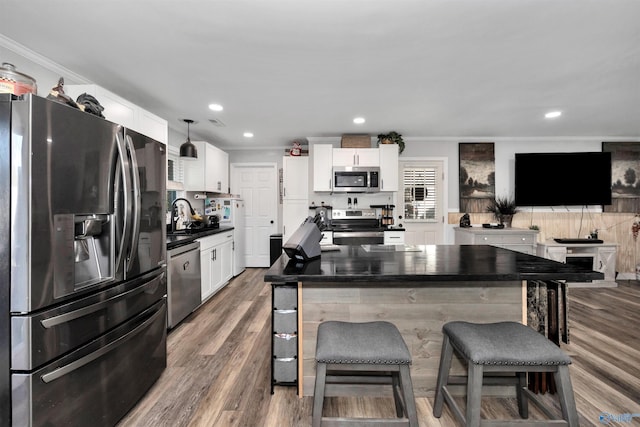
[301,282,523,397]
[449,212,640,274]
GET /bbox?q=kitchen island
[264,244,604,397]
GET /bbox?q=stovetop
[329,225,387,232]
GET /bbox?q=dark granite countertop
[264,244,605,283]
[167,226,234,250]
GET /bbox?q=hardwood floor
[118,270,640,427]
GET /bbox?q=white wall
[400,136,639,212]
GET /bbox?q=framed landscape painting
[603,141,640,213]
[459,142,495,213]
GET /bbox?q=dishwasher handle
[168,241,200,258]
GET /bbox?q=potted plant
[486,196,519,227]
[377,131,405,154]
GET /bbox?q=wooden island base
[265,244,603,398]
[299,280,525,397]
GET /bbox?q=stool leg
[392,371,403,417]
[516,371,528,418]
[399,365,419,427]
[466,363,483,427]
[554,366,579,427]
[312,362,327,427]
[433,335,454,417]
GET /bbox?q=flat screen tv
[514,152,612,206]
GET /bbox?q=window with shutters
[402,165,439,221]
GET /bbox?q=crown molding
[0,34,90,84]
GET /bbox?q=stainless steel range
[331,209,385,245]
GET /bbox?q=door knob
[270,220,274,224]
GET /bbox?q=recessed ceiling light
[353,117,366,124]
[545,111,562,119]
[243,132,254,138]
[209,103,223,112]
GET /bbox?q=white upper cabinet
[379,144,399,191]
[138,109,169,144]
[313,144,333,192]
[184,141,229,193]
[333,148,380,167]
[283,156,309,200]
[313,144,398,192]
[65,84,168,144]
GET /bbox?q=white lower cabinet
[384,230,405,245]
[198,231,234,302]
[283,200,310,243]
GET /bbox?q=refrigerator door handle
[40,301,165,384]
[115,131,132,273]
[39,281,154,329]
[125,134,141,272]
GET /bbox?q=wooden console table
[454,227,539,254]
[537,240,617,287]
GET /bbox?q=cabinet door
[213,148,229,193]
[333,148,379,166]
[183,141,228,193]
[200,248,214,302]
[219,238,234,285]
[184,141,207,191]
[283,156,309,200]
[210,245,223,294]
[356,148,380,166]
[596,246,616,281]
[379,144,398,191]
[545,246,567,263]
[332,148,357,166]
[313,144,333,192]
[139,109,168,144]
[283,200,310,243]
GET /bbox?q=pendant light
[179,119,197,159]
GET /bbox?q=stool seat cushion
[443,321,571,366]
[316,321,412,364]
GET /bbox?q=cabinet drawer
[501,234,535,244]
[273,357,297,383]
[273,333,297,357]
[477,235,504,244]
[273,286,297,310]
[273,310,297,333]
[477,234,535,245]
[384,231,405,245]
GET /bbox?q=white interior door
[230,163,278,267]
[396,158,448,245]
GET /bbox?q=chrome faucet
[171,198,196,233]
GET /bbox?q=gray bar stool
[433,321,579,427]
[312,321,418,427]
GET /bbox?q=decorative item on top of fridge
[0,62,37,95]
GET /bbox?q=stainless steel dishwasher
[167,241,202,329]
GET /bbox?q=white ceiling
[2,0,640,150]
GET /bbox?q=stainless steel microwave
[333,166,380,192]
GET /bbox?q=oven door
[333,231,384,245]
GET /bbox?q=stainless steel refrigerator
[0,93,167,426]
